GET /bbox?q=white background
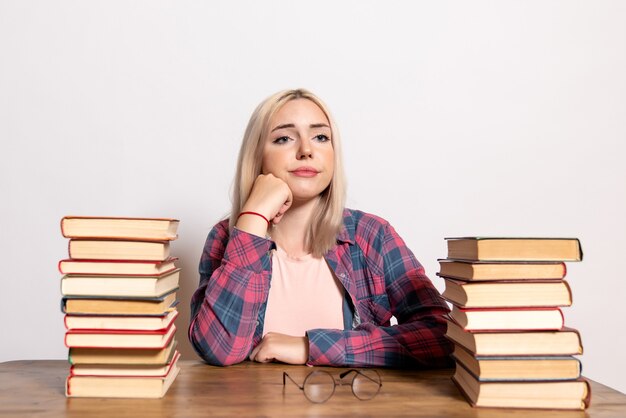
[1,1,625,394]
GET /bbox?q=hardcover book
[445,237,583,262]
[65,352,180,398]
[58,257,178,276]
[437,260,567,281]
[61,269,181,298]
[452,360,590,409]
[62,291,178,315]
[64,323,177,349]
[61,216,179,241]
[452,344,581,381]
[68,239,170,261]
[449,306,565,331]
[68,339,178,365]
[442,278,573,308]
[445,318,583,356]
[69,351,180,377]
[64,310,178,331]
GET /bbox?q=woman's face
[262,99,334,202]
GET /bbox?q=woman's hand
[236,174,292,236]
[248,332,308,365]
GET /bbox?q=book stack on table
[438,237,590,410]
[59,216,181,398]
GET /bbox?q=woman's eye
[273,136,291,144]
[314,134,330,142]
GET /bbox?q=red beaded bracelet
[237,211,271,227]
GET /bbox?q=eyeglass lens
[298,370,382,403]
[350,370,381,400]
[303,371,335,403]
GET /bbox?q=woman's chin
[291,191,324,205]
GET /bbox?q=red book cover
[64,322,177,349]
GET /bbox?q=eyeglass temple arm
[339,369,382,386]
[282,372,305,391]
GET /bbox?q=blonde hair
[230,88,346,257]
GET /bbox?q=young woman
[189,89,452,368]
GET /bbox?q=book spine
[60,217,68,238]
[65,376,72,397]
[576,238,584,261]
[563,280,574,305]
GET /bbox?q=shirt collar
[336,209,355,245]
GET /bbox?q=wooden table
[1,360,625,417]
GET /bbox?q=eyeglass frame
[282,369,383,403]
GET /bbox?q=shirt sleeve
[188,224,273,366]
[306,221,453,368]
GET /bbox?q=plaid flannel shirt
[189,208,453,368]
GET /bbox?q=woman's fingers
[244,174,292,223]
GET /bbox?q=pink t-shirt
[263,247,345,337]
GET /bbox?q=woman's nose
[297,140,312,159]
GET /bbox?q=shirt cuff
[223,227,274,273]
[306,329,347,366]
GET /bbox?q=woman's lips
[290,167,319,177]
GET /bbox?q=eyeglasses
[282,369,382,403]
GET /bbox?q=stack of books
[439,237,590,410]
[59,216,181,398]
